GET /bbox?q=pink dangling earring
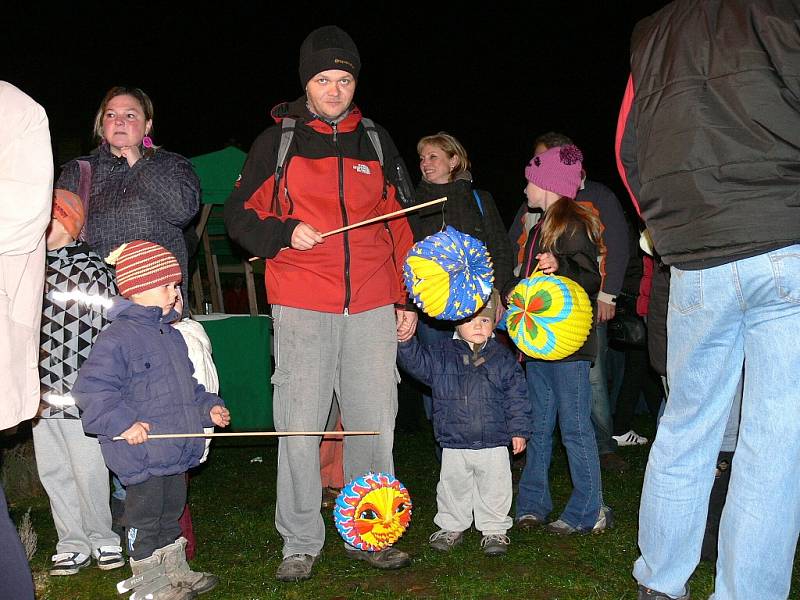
[142,135,153,149]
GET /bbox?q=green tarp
[190,146,247,205]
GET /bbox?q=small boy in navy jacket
[397,290,530,556]
[73,240,230,600]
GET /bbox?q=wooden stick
[112,430,379,441]
[248,196,447,262]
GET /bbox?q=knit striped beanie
[105,240,181,298]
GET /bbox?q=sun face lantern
[333,472,412,551]
[403,226,494,321]
[505,272,593,360]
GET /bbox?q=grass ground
[9,384,799,599]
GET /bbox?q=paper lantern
[333,472,412,551]
[403,226,494,320]
[505,272,593,360]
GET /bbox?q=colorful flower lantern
[505,272,593,360]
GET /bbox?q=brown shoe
[599,452,628,472]
[344,546,410,569]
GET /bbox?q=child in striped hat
[73,240,230,600]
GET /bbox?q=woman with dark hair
[56,86,200,294]
[512,145,611,535]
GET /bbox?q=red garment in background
[320,417,344,489]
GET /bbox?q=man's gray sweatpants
[271,305,398,557]
[32,418,118,555]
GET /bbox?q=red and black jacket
[225,98,415,314]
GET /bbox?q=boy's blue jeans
[517,360,602,530]
[634,245,800,600]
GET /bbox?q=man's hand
[597,300,616,323]
[210,405,231,428]
[395,309,418,342]
[120,421,150,445]
[512,436,527,454]
[290,222,324,250]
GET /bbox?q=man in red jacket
[225,25,417,582]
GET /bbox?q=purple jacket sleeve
[72,330,138,439]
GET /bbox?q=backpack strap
[472,189,485,217]
[276,118,296,175]
[271,118,297,217]
[360,118,383,166]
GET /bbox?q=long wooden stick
[248,196,447,262]
[112,430,379,441]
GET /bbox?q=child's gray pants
[32,418,118,555]
[435,446,513,535]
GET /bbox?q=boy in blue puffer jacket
[397,290,530,556]
[73,240,230,600]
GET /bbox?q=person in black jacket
[617,2,800,599]
[511,145,611,535]
[510,132,630,473]
[409,132,514,458]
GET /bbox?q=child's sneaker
[428,529,464,552]
[94,545,125,570]
[49,552,91,576]
[480,534,510,556]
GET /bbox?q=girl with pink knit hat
[512,145,612,535]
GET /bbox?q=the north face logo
[353,164,371,175]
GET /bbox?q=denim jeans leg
[633,263,748,598]
[554,360,602,529]
[589,323,616,454]
[516,361,557,520]
[713,247,800,600]
[719,374,742,453]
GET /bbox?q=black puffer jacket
[617,0,800,268]
[411,176,514,291]
[57,144,200,289]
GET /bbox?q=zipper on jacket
[332,122,352,313]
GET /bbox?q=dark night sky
[4,1,669,223]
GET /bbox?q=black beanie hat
[298,25,361,86]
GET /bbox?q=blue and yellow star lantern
[403,226,494,320]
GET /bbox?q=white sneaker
[613,430,649,446]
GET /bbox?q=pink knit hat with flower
[524,145,584,199]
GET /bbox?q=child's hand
[121,422,150,445]
[210,405,230,428]
[535,252,559,274]
[511,436,527,454]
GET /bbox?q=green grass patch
[12,389,800,599]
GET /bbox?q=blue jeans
[517,360,602,530]
[634,245,800,600]
[589,323,616,454]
